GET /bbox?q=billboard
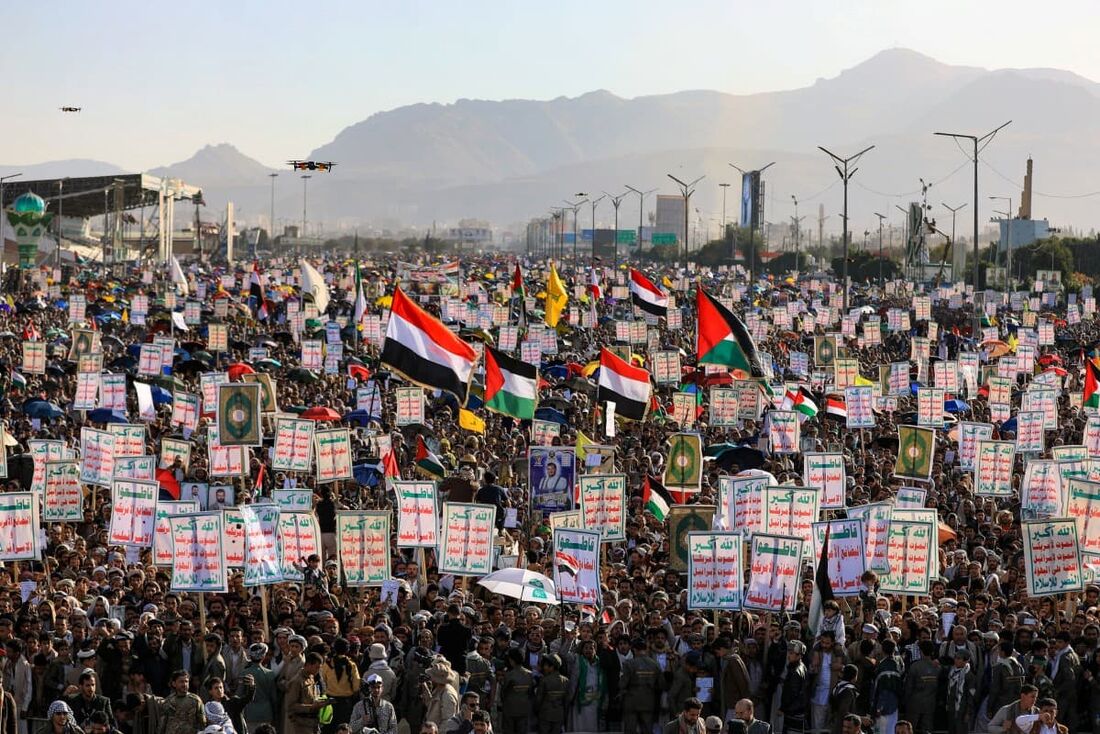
[741,172,761,230]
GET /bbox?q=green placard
[652,233,677,245]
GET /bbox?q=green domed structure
[11,191,46,215]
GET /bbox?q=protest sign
[553,528,602,606]
[394,481,438,548]
[668,505,717,572]
[154,501,199,566]
[300,340,323,370]
[217,384,262,446]
[168,513,228,593]
[745,534,803,611]
[578,474,626,541]
[917,388,945,428]
[768,411,800,454]
[803,452,846,509]
[548,510,583,530]
[395,387,425,426]
[810,520,867,595]
[113,455,156,482]
[530,420,560,447]
[315,428,353,483]
[0,493,39,561]
[579,444,616,475]
[529,447,575,514]
[1023,518,1084,596]
[160,438,192,471]
[727,474,769,536]
[709,388,739,427]
[686,532,743,610]
[736,381,761,421]
[272,417,315,472]
[108,480,158,546]
[22,342,45,374]
[895,486,927,509]
[278,512,321,581]
[664,433,703,492]
[651,351,681,385]
[895,426,935,479]
[1016,411,1046,454]
[200,373,227,415]
[208,425,245,477]
[99,372,126,411]
[170,392,200,432]
[762,486,820,554]
[43,462,83,522]
[220,508,246,567]
[79,428,115,487]
[240,503,282,586]
[879,520,935,595]
[337,511,391,587]
[958,422,994,471]
[439,502,497,577]
[73,372,99,410]
[974,440,1016,497]
[273,489,313,512]
[1022,460,1065,520]
[242,373,279,413]
[844,386,874,429]
[847,501,892,573]
[108,424,146,457]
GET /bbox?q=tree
[763,251,814,275]
[1012,237,1073,286]
[830,251,899,283]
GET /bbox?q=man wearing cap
[621,638,663,734]
[775,640,807,734]
[534,654,568,734]
[351,673,398,734]
[365,643,398,703]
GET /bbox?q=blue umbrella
[944,399,969,413]
[341,409,377,427]
[1000,416,1018,433]
[150,386,173,404]
[87,408,129,424]
[534,407,568,426]
[544,365,569,380]
[24,400,64,419]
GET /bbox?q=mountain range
[7,48,1100,237]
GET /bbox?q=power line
[980,159,1100,200]
[851,158,972,199]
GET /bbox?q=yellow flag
[854,374,873,387]
[121,309,129,324]
[575,430,593,461]
[459,408,485,434]
[545,263,568,327]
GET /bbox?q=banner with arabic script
[810,520,866,596]
[687,532,743,610]
[168,513,228,593]
[552,528,601,605]
[337,511,391,587]
[878,520,935,595]
[394,481,438,548]
[439,502,496,577]
[745,533,803,612]
[0,493,40,561]
[240,503,282,586]
[1023,518,1084,597]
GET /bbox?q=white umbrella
[476,568,559,605]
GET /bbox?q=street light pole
[268,173,278,255]
[564,198,587,272]
[667,174,704,263]
[874,212,886,287]
[934,120,1011,333]
[729,161,775,287]
[605,191,629,270]
[625,185,657,257]
[942,202,968,283]
[817,145,875,311]
[300,174,312,239]
[719,183,731,233]
[588,194,605,266]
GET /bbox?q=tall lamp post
[817,144,875,311]
[989,195,1013,289]
[934,120,1012,333]
[729,161,775,287]
[874,212,887,287]
[587,194,605,266]
[719,183,731,232]
[564,198,587,272]
[942,202,968,284]
[267,173,278,254]
[604,191,629,269]
[667,174,704,263]
[549,208,566,261]
[300,174,312,240]
[625,185,656,256]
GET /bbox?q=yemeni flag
[782,388,818,418]
[1086,358,1100,409]
[555,550,581,577]
[696,287,764,376]
[630,269,668,318]
[642,475,672,521]
[353,262,368,330]
[381,287,477,401]
[414,435,446,479]
[249,261,265,308]
[824,394,847,419]
[511,263,526,299]
[597,347,652,421]
[588,268,602,301]
[484,346,538,420]
[808,524,836,635]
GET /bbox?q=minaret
[1019,157,1033,219]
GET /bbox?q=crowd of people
[0,252,1095,734]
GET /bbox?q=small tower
[6,191,53,269]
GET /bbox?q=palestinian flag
[511,263,526,299]
[381,287,477,401]
[642,474,672,521]
[782,388,818,418]
[555,550,581,577]
[629,269,668,317]
[808,524,835,636]
[414,435,446,479]
[597,347,652,421]
[696,287,764,376]
[824,395,846,419]
[1086,358,1100,409]
[484,346,537,420]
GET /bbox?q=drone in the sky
[59,107,82,113]
[288,160,336,172]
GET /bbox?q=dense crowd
[0,254,1093,734]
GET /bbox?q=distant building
[654,195,685,244]
[446,226,493,247]
[999,157,1052,253]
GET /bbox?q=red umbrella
[1039,353,1062,367]
[348,364,371,381]
[1043,366,1068,377]
[227,362,255,381]
[301,406,342,421]
[156,467,180,500]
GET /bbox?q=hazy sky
[6,0,1100,170]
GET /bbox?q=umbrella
[150,386,173,405]
[227,363,256,381]
[86,408,129,424]
[544,365,569,381]
[981,339,1012,358]
[110,356,137,371]
[476,568,558,605]
[149,375,186,391]
[713,446,767,470]
[24,400,63,420]
[254,358,283,370]
[541,396,570,411]
[939,522,957,544]
[286,368,320,383]
[341,409,377,427]
[944,399,970,413]
[191,350,214,363]
[534,407,569,427]
[175,359,208,375]
[301,406,342,422]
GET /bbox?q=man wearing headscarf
[38,701,81,734]
[242,644,278,734]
